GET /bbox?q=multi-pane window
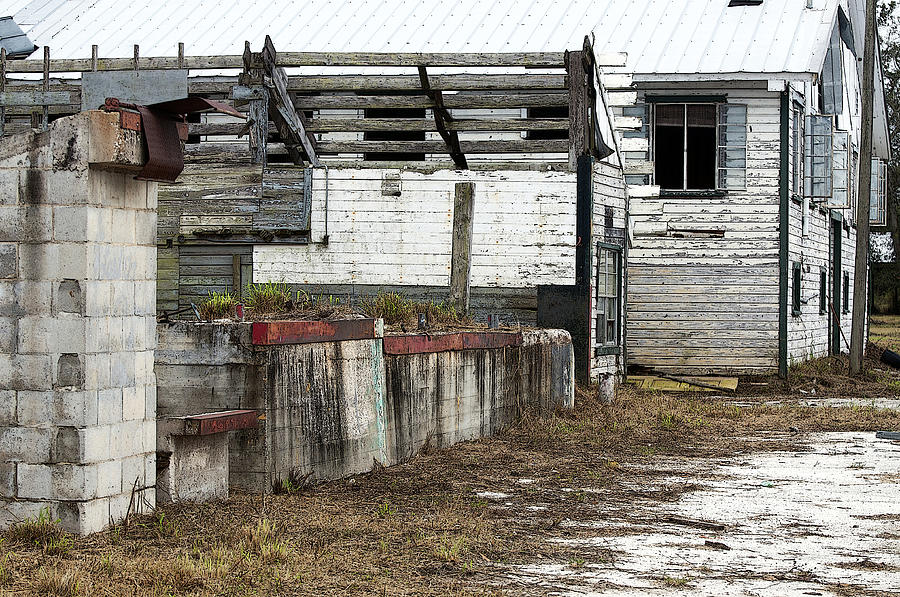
[871,159,888,226]
[792,263,802,316]
[652,102,746,191]
[792,104,804,196]
[805,115,833,199]
[830,131,850,209]
[595,244,621,354]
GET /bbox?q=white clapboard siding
[624,91,782,374]
[254,168,579,288]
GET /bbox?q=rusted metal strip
[383,332,523,355]
[182,410,259,436]
[251,319,382,345]
[135,103,183,182]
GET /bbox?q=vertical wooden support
[0,48,6,137]
[449,182,475,313]
[778,90,790,377]
[232,254,242,299]
[42,46,49,131]
[249,88,269,166]
[91,45,98,71]
[133,44,140,70]
[566,50,588,171]
[177,43,185,69]
[574,154,594,384]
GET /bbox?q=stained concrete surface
[492,433,900,596]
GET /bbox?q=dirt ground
[3,347,900,595]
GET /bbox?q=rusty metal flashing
[102,96,244,182]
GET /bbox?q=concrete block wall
[0,112,157,535]
[155,322,574,493]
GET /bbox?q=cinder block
[84,280,110,316]
[0,281,13,313]
[53,463,100,501]
[134,211,157,246]
[133,281,156,316]
[10,354,53,391]
[109,352,135,387]
[0,391,15,425]
[0,317,16,352]
[55,496,108,535]
[17,243,57,282]
[0,462,15,497]
[144,384,156,421]
[0,169,18,205]
[14,463,52,499]
[0,498,48,530]
[52,206,88,242]
[83,353,110,390]
[110,282,134,316]
[0,244,16,279]
[57,243,89,280]
[120,454,145,492]
[14,281,51,315]
[123,177,146,210]
[105,317,122,351]
[85,316,109,353]
[0,206,24,241]
[14,390,52,426]
[145,182,158,210]
[18,316,85,354]
[54,425,112,463]
[97,388,123,425]
[111,209,136,245]
[53,390,99,427]
[122,386,145,421]
[96,459,122,497]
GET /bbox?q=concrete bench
[156,410,258,504]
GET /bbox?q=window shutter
[804,115,833,199]
[829,131,850,209]
[717,104,747,190]
[821,24,844,115]
[870,159,887,226]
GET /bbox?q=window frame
[792,262,802,317]
[792,102,804,199]
[649,100,746,192]
[842,272,850,314]
[594,242,623,356]
[819,268,828,315]
[804,114,835,201]
[870,158,888,226]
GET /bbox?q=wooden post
[850,0,877,374]
[232,254,242,299]
[566,49,588,171]
[178,42,185,69]
[133,44,139,70]
[249,88,269,165]
[449,182,475,313]
[91,45,98,71]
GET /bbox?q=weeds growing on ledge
[196,289,238,320]
[359,291,473,327]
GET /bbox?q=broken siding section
[253,168,577,322]
[624,87,781,375]
[590,160,627,378]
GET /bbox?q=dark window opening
[842,272,850,313]
[594,244,622,356]
[525,106,568,140]
[792,263,802,316]
[654,103,716,190]
[364,106,426,161]
[819,269,827,315]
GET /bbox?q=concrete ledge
[383,331,524,355]
[160,410,258,436]
[251,318,383,345]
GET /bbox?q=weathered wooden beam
[0,91,72,106]
[292,92,569,110]
[449,182,475,312]
[261,36,319,167]
[286,73,566,92]
[1,48,5,136]
[248,86,269,165]
[313,139,568,154]
[418,66,466,169]
[189,117,569,136]
[566,49,589,170]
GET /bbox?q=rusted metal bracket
[102,96,244,182]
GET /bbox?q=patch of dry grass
[2,380,899,595]
[871,315,900,353]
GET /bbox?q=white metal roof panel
[0,0,844,79]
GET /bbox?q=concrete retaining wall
[155,322,573,493]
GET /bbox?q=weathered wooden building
[0,1,635,382]
[1,0,889,378]
[591,0,891,375]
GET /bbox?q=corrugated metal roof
[0,0,846,79]
[0,15,36,57]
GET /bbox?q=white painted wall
[253,168,578,289]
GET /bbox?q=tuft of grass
[359,291,473,327]
[32,567,81,597]
[197,289,238,321]
[5,507,72,555]
[240,519,288,564]
[434,536,467,562]
[244,281,292,314]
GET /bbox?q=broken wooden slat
[260,36,319,166]
[313,139,568,154]
[292,92,569,110]
[189,117,569,136]
[418,66,466,168]
[286,73,566,92]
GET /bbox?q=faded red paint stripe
[251,319,380,345]
[183,410,259,436]
[383,332,523,355]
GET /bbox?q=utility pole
[850,0,877,374]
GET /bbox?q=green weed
[197,289,238,320]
